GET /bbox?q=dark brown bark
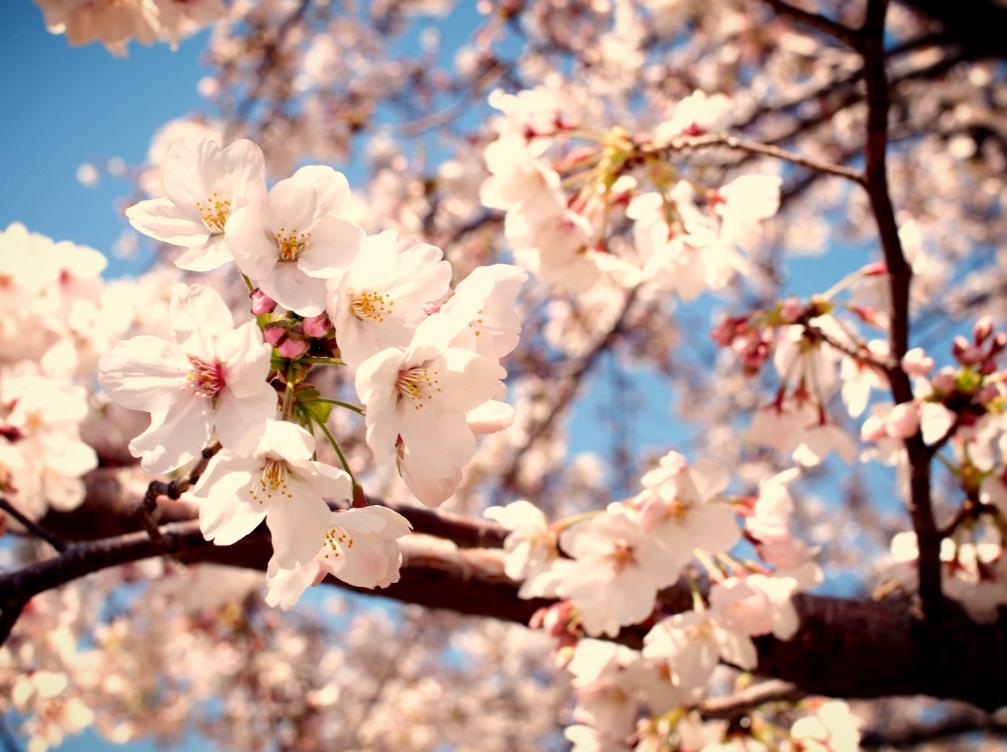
[5,476,1007,710]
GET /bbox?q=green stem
[241,273,255,293]
[303,356,346,367]
[306,397,365,416]
[312,414,357,488]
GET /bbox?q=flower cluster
[489,452,823,748]
[34,0,225,56]
[0,223,120,522]
[481,85,782,298]
[100,137,526,607]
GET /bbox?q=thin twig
[643,133,865,185]
[0,498,67,552]
[136,443,221,543]
[699,680,804,720]
[758,0,863,50]
[860,0,942,617]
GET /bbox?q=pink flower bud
[302,313,332,338]
[953,336,984,365]
[901,347,934,376]
[263,324,287,347]
[542,603,572,637]
[931,369,957,393]
[974,315,994,344]
[263,324,288,346]
[250,289,276,316]
[886,402,920,439]
[278,336,308,359]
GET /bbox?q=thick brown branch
[861,706,1007,748]
[5,509,1007,709]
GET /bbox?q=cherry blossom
[265,505,412,608]
[354,322,506,484]
[642,610,757,699]
[226,166,365,316]
[191,419,351,569]
[126,138,266,271]
[98,284,276,473]
[557,509,670,637]
[325,229,451,369]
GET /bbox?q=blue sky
[0,3,211,276]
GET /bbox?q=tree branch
[643,133,865,185]
[0,498,67,552]
[6,477,1007,710]
[698,680,804,720]
[757,0,863,50]
[860,0,942,619]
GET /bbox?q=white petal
[297,217,363,278]
[130,399,213,474]
[290,165,351,216]
[194,454,266,546]
[174,235,233,271]
[170,283,234,343]
[268,172,318,232]
[126,197,207,247]
[215,320,271,399]
[266,486,330,567]
[298,459,353,502]
[252,419,315,462]
[259,262,326,316]
[214,388,277,452]
[466,400,514,434]
[265,556,320,609]
[98,336,189,412]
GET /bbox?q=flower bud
[263,323,287,347]
[901,347,934,376]
[931,369,957,393]
[974,315,994,344]
[302,313,332,339]
[250,289,276,316]
[278,336,308,359]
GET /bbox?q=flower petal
[297,217,363,278]
[98,335,189,412]
[126,197,207,247]
[130,398,213,474]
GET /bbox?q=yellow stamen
[274,226,310,261]
[350,290,394,322]
[194,191,231,234]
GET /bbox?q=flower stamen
[195,191,231,234]
[185,356,226,399]
[350,290,394,322]
[275,227,310,261]
[395,365,442,409]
